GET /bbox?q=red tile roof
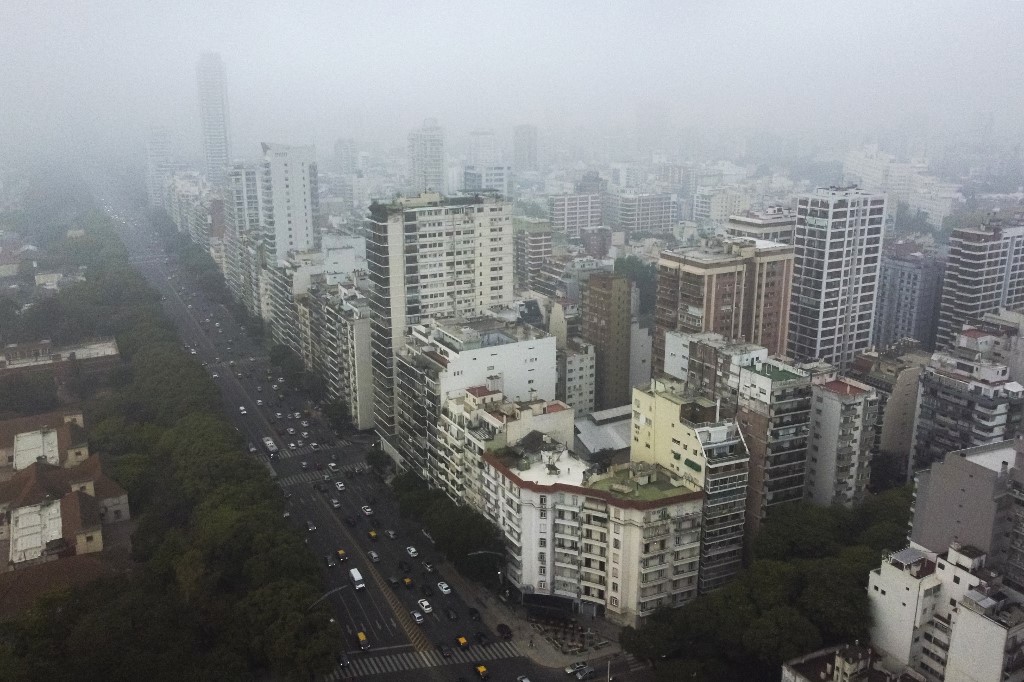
[466,385,499,398]
[821,379,868,397]
[61,489,101,537]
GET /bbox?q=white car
[438,582,451,595]
[406,546,419,558]
[256,399,263,406]
[411,610,424,624]
[417,599,433,614]
[361,505,374,516]
[368,551,380,563]
[334,481,345,491]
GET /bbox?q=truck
[350,568,365,590]
[262,437,279,455]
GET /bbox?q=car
[368,529,378,541]
[335,481,346,491]
[474,664,490,680]
[321,472,330,482]
[301,431,310,439]
[388,576,400,588]
[272,384,279,391]
[517,677,532,682]
[325,555,337,568]
[406,546,419,558]
[301,420,310,428]
[297,440,305,447]
[564,662,588,675]
[256,386,263,392]
[455,635,469,649]
[497,623,512,640]
[278,377,286,383]
[438,644,453,658]
[247,442,257,453]
[310,442,320,450]
[438,581,451,595]
[331,498,341,509]
[275,412,283,419]
[289,442,297,450]
[238,406,247,415]
[335,652,351,668]
[361,505,374,516]
[286,427,296,435]
[249,357,256,362]
[282,510,290,519]
[422,561,435,573]
[368,551,380,563]
[445,607,459,622]
[300,461,309,470]
[403,576,414,589]
[468,607,481,622]
[336,549,348,562]
[256,399,263,406]
[411,610,424,624]
[385,529,397,539]
[421,584,434,597]
[328,462,339,473]
[418,599,433,613]
[211,372,219,378]
[306,520,317,532]
[474,631,489,645]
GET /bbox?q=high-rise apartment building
[581,273,633,410]
[468,129,499,166]
[512,124,538,172]
[548,193,603,239]
[259,143,319,266]
[789,187,886,370]
[654,236,794,373]
[145,126,181,209]
[805,377,879,508]
[936,211,1024,349]
[692,187,750,229]
[366,193,515,443]
[603,190,676,233]
[334,138,357,175]
[556,338,596,416]
[911,326,1024,474]
[196,52,231,187]
[408,119,445,194]
[875,246,945,351]
[513,217,553,290]
[531,255,613,303]
[724,206,796,244]
[463,165,512,197]
[223,163,262,318]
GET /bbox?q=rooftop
[960,440,1020,474]
[747,362,803,383]
[13,429,60,470]
[820,379,869,397]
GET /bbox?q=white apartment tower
[223,163,263,318]
[260,143,319,266]
[196,52,231,187]
[790,187,886,370]
[408,119,446,194]
[367,193,515,443]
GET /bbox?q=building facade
[875,248,945,352]
[512,124,538,172]
[603,190,676,234]
[789,187,886,370]
[548,193,603,239]
[581,273,633,410]
[513,218,553,290]
[196,52,231,186]
[556,338,596,416]
[260,142,319,265]
[408,119,446,194]
[725,206,796,244]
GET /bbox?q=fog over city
[3,0,1024,163]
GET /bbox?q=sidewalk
[439,559,625,671]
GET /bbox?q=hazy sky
[2,0,1024,163]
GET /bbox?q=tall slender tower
[789,187,886,370]
[197,52,231,186]
[408,119,445,194]
[581,272,633,409]
[512,124,538,172]
[260,143,319,266]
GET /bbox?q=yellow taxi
[474,664,490,680]
[456,635,469,648]
[367,529,378,541]
[336,548,348,562]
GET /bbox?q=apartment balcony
[580,573,607,589]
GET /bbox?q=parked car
[564,662,588,676]
[438,581,451,595]
[406,546,419,558]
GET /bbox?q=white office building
[260,142,319,265]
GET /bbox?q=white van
[350,568,365,590]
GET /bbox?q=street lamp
[307,583,351,611]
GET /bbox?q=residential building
[260,142,319,265]
[531,255,613,304]
[408,119,446,194]
[575,171,608,195]
[603,189,676,234]
[661,330,768,400]
[0,455,129,565]
[556,338,596,416]
[725,206,796,244]
[789,187,886,370]
[573,405,632,461]
[468,129,499,166]
[582,273,633,410]
[366,193,515,440]
[513,217,553,290]
[654,236,794,373]
[0,410,86,472]
[512,124,538,172]
[978,308,1024,381]
[390,317,555,475]
[223,162,263,318]
[843,146,919,202]
[911,327,1024,474]
[868,542,1024,682]
[632,382,750,591]
[334,137,357,174]
[782,643,917,682]
[936,211,1024,349]
[692,187,750,229]
[848,343,933,485]
[144,126,179,208]
[548,193,603,239]
[0,339,120,382]
[630,321,652,391]
[580,226,613,259]
[805,377,879,508]
[875,246,945,351]
[463,164,512,198]
[196,52,231,186]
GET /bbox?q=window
[86,535,94,542]
[953,575,961,584]
[539,538,547,548]
[539,580,546,589]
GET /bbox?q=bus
[349,568,365,590]
[262,437,279,456]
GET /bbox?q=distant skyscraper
[936,212,1024,349]
[874,246,945,351]
[196,52,231,186]
[334,138,357,175]
[512,125,538,172]
[145,126,178,208]
[468,130,499,166]
[789,187,886,370]
[408,119,445,194]
[260,143,319,265]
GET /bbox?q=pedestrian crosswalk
[267,439,351,461]
[327,641,522,679]
[277,462,365,488]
